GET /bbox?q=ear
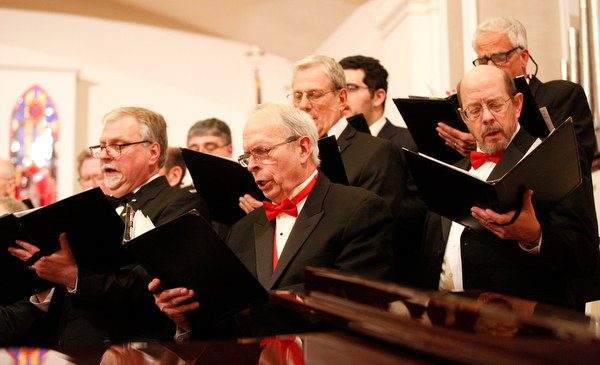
[225,144,234,158]
[372,88,386,108]
[298,136,312,164]
[148,143,161,166]
[166,166,183,187]
[6,178,16,195]
[337,88,348,112]
[512,92,524,119]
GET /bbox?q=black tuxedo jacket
[418,129,599,310]
[529,76,596,170]
[337,123,404,225]
[42,176,210,347]
[227,172,394,292]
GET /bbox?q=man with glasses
[151,103,393,339]
[76,150,109,194]
[417,65,599,311]
[187,118,233,158]
[241,56,404,235]
[10,106,210,347]
[438,17,595,171]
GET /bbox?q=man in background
[438,17,596,171]
[187,118,233,158]
[159,146,186,187]
[77,150,109,194]
[0,159,17,197]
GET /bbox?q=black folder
[0,187,128,305]
[393,93,466,165]
[404,121,580,236]
[181,148,265,227]
[347,113,371,135]
[123,210,269,326]
[317,135,349,185]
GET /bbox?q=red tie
[470,150,504,170]
[264,173,319,272]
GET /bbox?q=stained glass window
[10,85,58,206]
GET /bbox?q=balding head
[0,159,16,197]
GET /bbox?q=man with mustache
[9,107,210,347]
[417,66,599,310]
[151,103,394,339]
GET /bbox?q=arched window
[10,85,58,206]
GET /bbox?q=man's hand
[471,190,542,246]
[149,278,199,332]
[239,194,263,214]
[9,233,78,288]
[437,122,477,157]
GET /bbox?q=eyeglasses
[472,47,522,66]
[89,141,151,158]
[78,175,104,184]
[196,142,227,153]
[461,98,512,121]
[347,84,374,93]
[287,90,337,106]
[238,137,300,168]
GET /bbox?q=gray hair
[187,118,232,145]
[292,55,347,91]
[102,107,168,168]
[472,17,528,50]
[0,196,28,214]
[249,103,320,166]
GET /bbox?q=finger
[148,278,161,293]
[14,240,40,253]
[158,287,194,303]
[58,233,71,253]
[521,190,534,211]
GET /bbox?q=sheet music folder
[393,93,466,164]
[124,210,269,326]
[181,148,266,227]
[0,187,128,305]
[403,120,580,236]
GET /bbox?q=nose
[296,94,311,111]
[98,147,111,160]
[481,106,495,123]
[246,155,261,172]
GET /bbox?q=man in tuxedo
[9,107,210,347]
[151,103,394,338]
[241,56,404,230]
[418,65,599,310]
[187,118,233,158]
[340,55,424,285]
[438,17,596,171]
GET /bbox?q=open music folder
[0,187,128,305]
[123,209,269,326]
[403,120,580,236]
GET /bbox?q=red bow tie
[264,198,298,221]
[470,151,504,169]
[263,173,318,221]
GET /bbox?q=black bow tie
[107,193,134,209]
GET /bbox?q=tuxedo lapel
[488,128,537,181]
[337,124,357,154]
[266,174,328,290]
[129,176,168,212]
[254,216,275,289]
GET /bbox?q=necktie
[470,151,504,170]
[263,173,319,272]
